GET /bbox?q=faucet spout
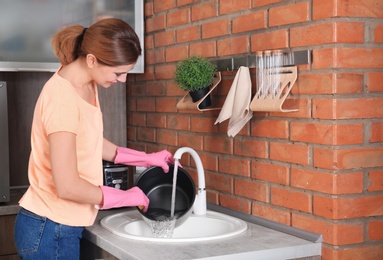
[174,147,206,215]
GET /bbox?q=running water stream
[170,161,180,218]
[147,161,180,238]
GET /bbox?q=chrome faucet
[174,147,207,215]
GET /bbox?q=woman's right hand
[99,186,149,212]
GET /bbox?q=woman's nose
[117,74,127,83]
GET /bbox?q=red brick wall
[127,1,383,259]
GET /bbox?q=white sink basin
[100,210,247,242]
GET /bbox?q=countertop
[0,188,24,215]
[83,205,322,260]
[1,190,322,260]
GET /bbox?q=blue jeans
[14,207,84,259]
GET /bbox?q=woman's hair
[51,18,141,66]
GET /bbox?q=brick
[145,81,166,96]
[127,141,144,152]
[203,135,233,154]
[232,11,266,33]
[167,8,190,28]
[220,0,251,15]
[291,22,364,47]
[295,73,363,94]
[166,81,185,97]
[218,157,251,177]
[207,190,219,204]
[269,2,309,27]
[370,122,383,143]
[177,0,198,7]
[146,49,165,65]
[251,161,289,185]
[290,122,364,145]
[323,245,383,260]
[190,41,217,57]
[337,48,383,69]
[368,170,383,192]
[128,112,146,127]
[343,248,383,260]
[191,2,217,21]
[368,220,383,240]
[270,142,310,165]
[137,128,155,143]
[336,0,383,18]
[235,179,268,202]
[156,129,178,146]
[217,36,249,57]
[144,35,154,50]
[313,0,383,19]
[144,2,153,17]
[146,113,166,128]
[137,98,156,112]
[197,152,218,172]
[251,29,288,51]
[154,30,176,47]
[314,147,383,170]
[127,126,137,142]
[292,213,364,245]
[254,0,282,7]
[154,64,175,80]
[202,19,230,39]
[366,72,383,92]
[252,202,290,225]
[153,0,175,13]
[178,132,203,150]
[271,186,312,213]
[206,171,232,193]
[375,24,383,42]
[145,15,165,33]
[234,138,268,159]
[167,114,190,131]
[191,116,219,133]
[219,194,251,214]
[165,45,189,62]
[313,48,383,69]
[291,168,363,195]
[176,25,201,43]
[313,98,383,120]
[154,97,180,112]
[314,195,383,219]
[251,119,289,139]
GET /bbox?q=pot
[189,87,212,109]
[135,164,196,227]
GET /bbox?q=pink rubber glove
[114,147,174,173]
[99,186,149,212]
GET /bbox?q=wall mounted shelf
[176,72,222,111]
[210,50,311,72]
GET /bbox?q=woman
[14,18,174,259]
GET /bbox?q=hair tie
[82,27,88,37]
[78,27,88,47]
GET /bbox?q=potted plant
[174,56,217,109]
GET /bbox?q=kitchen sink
[100,209,247,242]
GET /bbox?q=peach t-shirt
[19,69,104,227]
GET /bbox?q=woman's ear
[86,54,97,68]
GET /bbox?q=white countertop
[83,205,322,260]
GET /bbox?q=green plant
[174,56,217,92]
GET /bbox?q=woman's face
[88,57,136,88]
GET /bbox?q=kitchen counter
[83,204,322,260]
[1,190,321,259]
[0,188,25,216]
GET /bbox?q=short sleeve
[40,81,80,135]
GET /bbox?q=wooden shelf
[176,72,222,111]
